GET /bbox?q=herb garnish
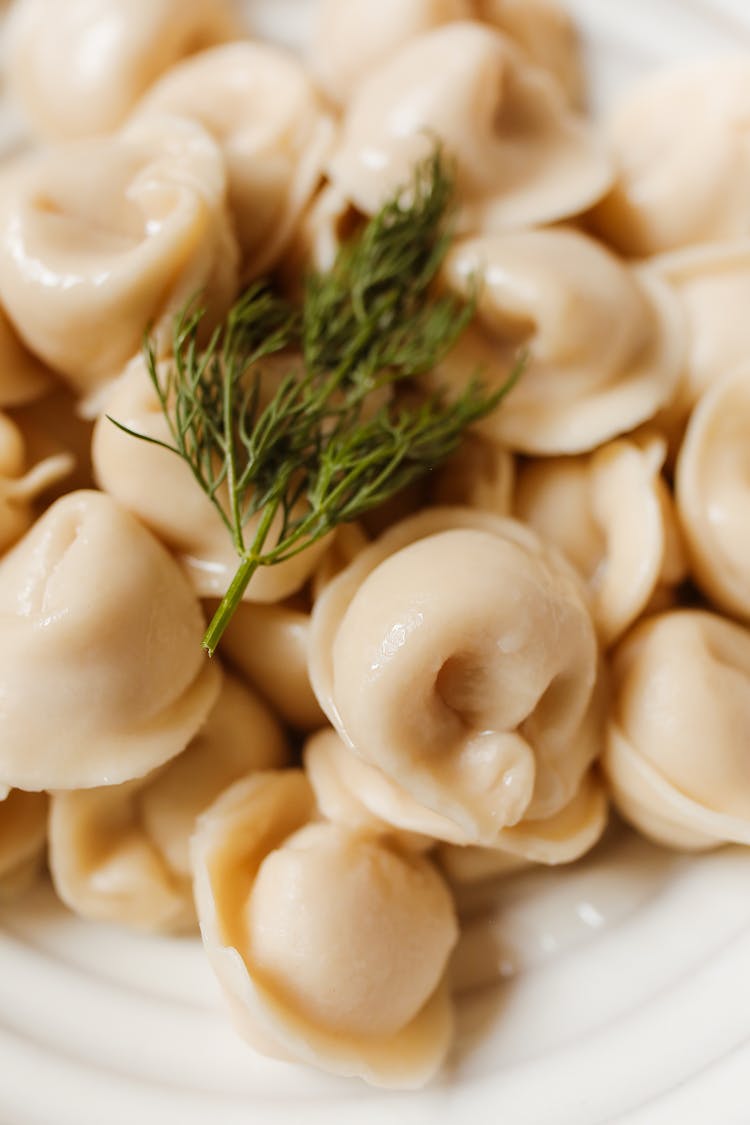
[110,151,522,656]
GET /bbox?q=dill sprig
[109,150,522,656]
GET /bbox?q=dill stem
[201,501,278,656]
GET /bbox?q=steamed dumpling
[49,675,288,932]
[309,508,602,845]
[0,789,48,898]
[435,228,684,454]
[6,0,239,140]
[593,57,750,256]
[0,115,239,402]
[604,611,750,849]
[93,355,331,602]
[312,0,582,108]
[191,770,458,1087]
[327,23,611,233]
[676,365,750,621]
[0,489,220,791]
[131,42,335,279]
[516,434,687,645]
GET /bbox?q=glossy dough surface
[0,489,220,790]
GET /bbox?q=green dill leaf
[110,149,523,655]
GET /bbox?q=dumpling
[603,611,750,850]
[434,228,684,454]
[654,239,750,411]
[312,0,582,109]
[303,726,607,871]
[0,115,239,403]
[0,789,48,898]
[0,489,220,791]
[438,766,608,883]
[676,365,750,621]
[430,433,515,516]
[93,355,331,602]
[327,23,611,233]
[592,57,750,256]
[516,434,687,645]
[49,675,288,933]
[475,0,584,106]
[191,770,458,1087]
[309,507,602,845]
[131,42,335,279]
[219,601,325,732]
[0,410,74,557]
[6,0,239,141]
[304,726,450,848]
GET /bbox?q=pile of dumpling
[0,0,749,1092]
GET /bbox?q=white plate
[3,3,750,1124]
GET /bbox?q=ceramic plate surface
[2,3,750,1124]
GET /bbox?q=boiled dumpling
[219,600,325,732]
[0,489,220,791]
[309,508,602,845]
[327,23,611,233]
[191,770,458,1087]
[0,115,238,403]
[49,675,288,932]
[676,365,750,621]
[312,0,582,108]
[6,0,239,140]
[516,434,687,644]
[435,228,684,454]
[604,611,750,849]
[593,57,750,256]
[438,767,607,883]
[654,239,750,411]
[131,42,335,280]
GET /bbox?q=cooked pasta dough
[191,770,457,1087]
[0,489,220,791]
[0,114,238,402]
[516,434,687,644]
[604,611,750,849]
[327,23,611,233]
[438,766,608,882]
[435,228,684,454]
[131,42,335,279]
[49,675,288,932]
[304,726,607,871]
[219,600,325,732]
[93,355,330,602]
[6,0,239,140]
[0,789,47,898]
[676,365,750,621]
[654,239,750,410]
[312,0,582,109]
[593,57,750,256]
[309,508,602,845]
